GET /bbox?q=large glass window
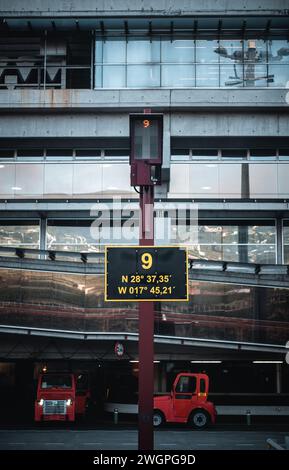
[247,224,276,264]
[187,221,276,264]
[0,220,40,249]
[46,219,138,253]
[0,161,133,199]
[128,38,160,63]
[95,36,289,88]
[162,64,195,87]
[127,65,160,87]
[169,146,289,199]
[268,39,289,87]
[196,39,219,63]
[162,39,195,63]
[46,220,99,253]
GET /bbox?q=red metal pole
[138,185,154,451]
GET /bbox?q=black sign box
[105,246,188,302]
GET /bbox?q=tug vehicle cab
[153,373,216,428]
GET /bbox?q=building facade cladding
[0,0,289,344]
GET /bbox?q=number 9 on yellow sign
[141,252,153,270]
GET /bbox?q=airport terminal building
[0,1,289,419]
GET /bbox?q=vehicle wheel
[190,410,209,429]
[153,411,165,427]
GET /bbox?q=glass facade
[0,162,133,198]
[95,37,289,88]
[46,219,138,253]
[0,220,40,249]
[1,145,289,200]
[168,162,289,198]
[188,221,276,264]
[46,220,99,253]
[1,160,288,199]
[44,218,276,263]
[0,266,288,345]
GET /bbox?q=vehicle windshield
[41,374,72,389]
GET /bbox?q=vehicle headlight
[38,399,44,406]
[66,399,72,406]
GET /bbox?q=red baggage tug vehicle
[153,372,216,429]
[35,372,89,422]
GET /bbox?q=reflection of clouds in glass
[96,37,289,88]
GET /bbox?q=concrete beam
[0,110,288,138]
[0,331,285,360]
[0,89,288,111]
[0,1,288,17]
[0,326,286,355]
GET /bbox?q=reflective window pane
[189,163,219,196]
[268,65,289,87]
[277,164,289,198]
[217,40,243,64]
[161,65,195,87]
[244,40,267,63]
[188,222,276,264]
[219,164,242,197]
[169,164,190,197]
[95,39,103,63]
[162,39,195,63]
[196,40,219,63]
[127,65,160,87]
[243,64,268,87]
[0,164,15,197]
[15,164,44,197]
[248,225,275,244]
[248,245,276,264]
[127,38,160,63]
[220,64,244,87]
[249,164,277,197]
[268,40,289,63]
[102,39,125,63]
[196,64,219,86]
[73,163,102,196]
[47,220,98,252]
[0,220,40,248]
[284,246,289,264]
[44,164,73,197]
[94,65,103,87]
[102,163,132,195]
[102,65,126,88]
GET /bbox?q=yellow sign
[105,246,189,302]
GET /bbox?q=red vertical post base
[138,301,154,450]
[138,185,154,451]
